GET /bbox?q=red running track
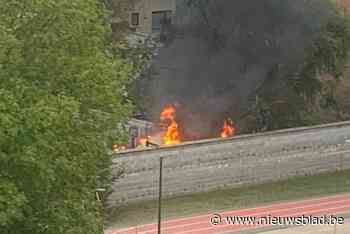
[105,194,350,234]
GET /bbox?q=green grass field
[106,169,350,229]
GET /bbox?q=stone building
[111,0,176,36]
[338,0,350,10]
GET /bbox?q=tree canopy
[0,1,134,233]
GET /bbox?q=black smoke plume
[140,0,338,140]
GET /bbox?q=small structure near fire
[127,118,154,148]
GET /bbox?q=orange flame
[139,136,150,146]
[221,118,235,138]
[112,144,126,152]
[160,105,181,145]
[160,106,176,122]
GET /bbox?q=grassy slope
[106,169,350,229]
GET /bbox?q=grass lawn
[106,169,350,229]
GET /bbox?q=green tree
[291,13,350,102]
[0,1,134,233]
[243,3,350,132]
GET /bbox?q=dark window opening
[131,13,139,26]
[152,10,172,33]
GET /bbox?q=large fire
[119,105,238,151]
[160,105,181,145]
[221,118,235,138]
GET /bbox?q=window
[152,11,172,32]
[131,13,139,26]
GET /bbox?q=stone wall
[107,121,350,207]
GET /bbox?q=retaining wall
[107,121,350,206]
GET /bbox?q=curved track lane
[106,194,350,234]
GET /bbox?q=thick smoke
[143,0,337,140]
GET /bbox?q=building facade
[111,0,177,35]
[128,0,176,34]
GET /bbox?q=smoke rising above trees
[134,0,350,138]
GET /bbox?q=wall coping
[112,120,350,159]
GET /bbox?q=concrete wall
[107,121,350,206]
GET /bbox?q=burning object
[114,106,239,152]
[160,105,181,145]
[221,118,235,138]
[112,144,127,153]
[138,136,151,146]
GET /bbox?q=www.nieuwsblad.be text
[209,214,345,226]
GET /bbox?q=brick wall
[106,121,350,207]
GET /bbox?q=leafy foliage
[291,13,350,101]
[243,4,350,131]
[0,1,134,233]
[239,6,350,132]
